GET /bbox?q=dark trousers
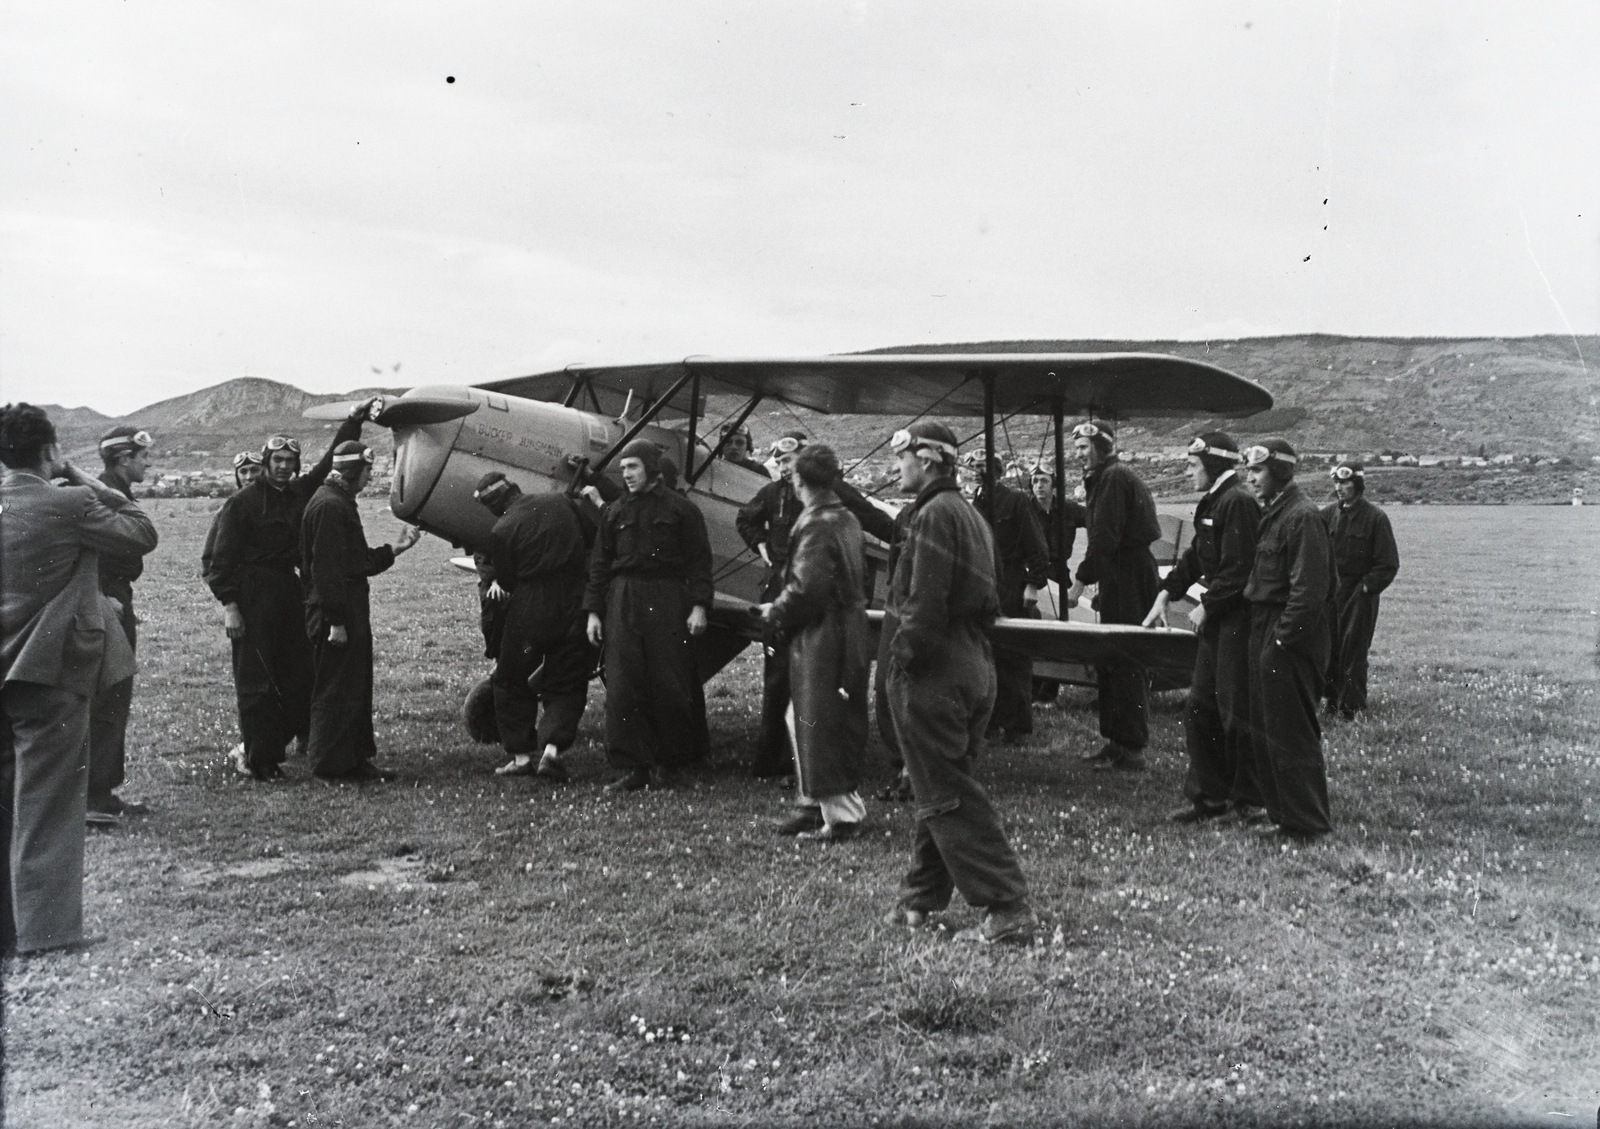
[308,595,378,779]
[989,641,1034,735]
[87,605,136,805]
[234,568,315,775]
[1248,604,1332,835]
[752,571,793,777]
[1182,604,1261,808]
[602,576,707,772]
[873,610,902,770]
[1327,578,1379,713]
[1,681,88,954]
[492,579,594,757]
[887,626,1029,913]
[1095,548,1159,751]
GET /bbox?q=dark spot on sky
[446,76,455,84]
[1303,256,1311,262]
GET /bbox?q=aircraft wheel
[462,676,500,744]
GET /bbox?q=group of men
[205,398,422,783]
[0,389,1400,955]
[1,405,157,954]
[1137,432,1399,841]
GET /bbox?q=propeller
[302,396,480,427]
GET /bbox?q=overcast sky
[4,2,1597,415]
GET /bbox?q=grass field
[4,499,1598,1128]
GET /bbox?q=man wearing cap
[301,441,421,781]
[1066,421,1162,771]
[881,422,1035,944]
[584,438,715,791]
[1,404,156,954]
[86,425,159,823]
[737,430,894,778]
[1242,438,1335,841]
[207,401,373,781]
[474,472,598,783]
[1322,461,1399,719]
[959,451,1048,742]
[1027,460,1086,703]
[1144,433,1264,823]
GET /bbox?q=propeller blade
[374,397,480,427]
[301,400,367,421]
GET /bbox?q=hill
[868,334,1600,459]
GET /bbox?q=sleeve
[582,507,618,615]
[767,515,835,632]
[835,480,896,543]
[1076,476,1128,585]
[680,498,715,609]
[891,506,954,673]
[300,411,367,492]
[206,496,246,604]
[1015,494,1049,588]
[1274,511,1333,651]
[1162,538,1203,600]
[1362,510,1399,594]
[359,541,397,578]
[1201,492,1259,614]
[305,501,353,626]
[200,511,221,591]
[488,519,516,592]
[735,487,770,552]
[74,490,160,562]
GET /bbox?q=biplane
[305,352,1271,690]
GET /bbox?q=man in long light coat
[1,404,156,955]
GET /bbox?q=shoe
[14,934,107,957]
[290,736,307,758]
[495,756,538,777]
[85,809,121,828]
[1339,708,1357,722]
[1078,743,1118,764]
[1232,805,1271,826]
[883,907,932,929]
[796,821,860,842]
[648,766,676,789]
[346,762,397,783]
[1168,801,1230,824]
[978,903,1039,945]
[604,768,651,793]
[535,756,569,784]
[777,808,825,835]
[116,798,150,815]
[874,775,914,803]
[1093,751,1147,773]
[252,765,287,783]
[227,743,251,778]
[1001,729,1026,746]
[90,793,148,816]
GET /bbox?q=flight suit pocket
[648,514,680,561]
[614,515,640,558]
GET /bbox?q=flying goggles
[233,451,264,469]
[889,429,959,462]
[1186,437,1242,461]
[1242,445,1297,468]
[768,435,807,456]
[100,430,154,453]
[263,435,302,455]
[1329,465,1363,481]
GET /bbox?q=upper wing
[478,352,1271,420]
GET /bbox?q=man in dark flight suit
[1321,461,1399,719]
[881,422,1035,945]
[1242,439,1335,842]
[302,441,421,781]
[737,430,894,778]
[585,438,715,792]
[1027,459,1086,704]
[474,472,598,783]
[959,452,1047,742]
[1143,432,1263,823]
[207,401,373,780]
[1066,421,1162,772]
[87,425,158,824]
[717,424,769,476]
